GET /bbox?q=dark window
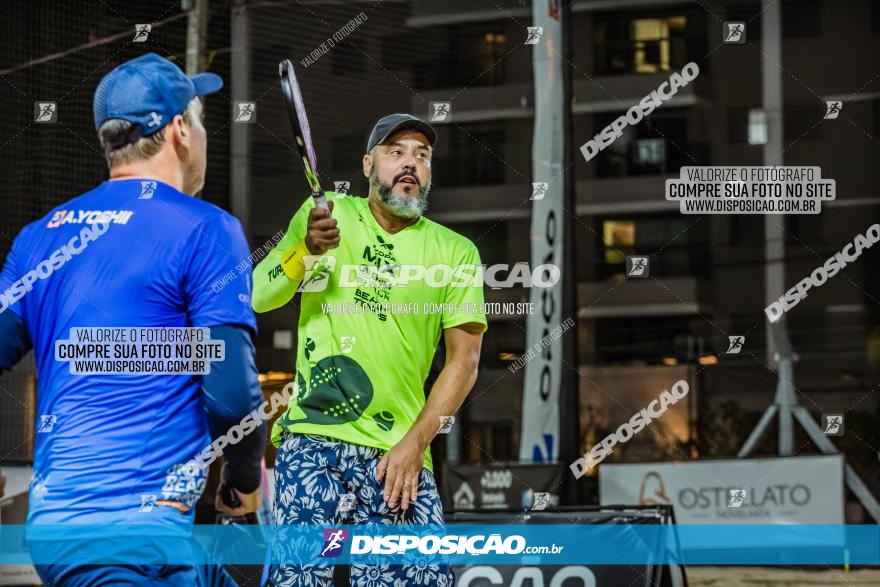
[397,24,511,90]
[783,103,823,141]
[332,42,364,76]
[331,133,363,178]
[434,122,507,186]
[783,0,822,38]
[592,112,708,177]
[595,315,692,363]
[728,107,749,144]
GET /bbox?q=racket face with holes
[279,59,326,207]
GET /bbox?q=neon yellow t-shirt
[253,193,487,472]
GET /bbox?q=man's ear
[362,153,372,178]
[168,114,190,156]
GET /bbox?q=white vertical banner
[520,0,564,462]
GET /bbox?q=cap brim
[191,72,223,96]
[381,119,438,147]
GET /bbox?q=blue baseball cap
[93,53,223,147]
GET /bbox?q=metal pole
[184,0,208,75]
[231,0,251,239]
[559,0,581,505]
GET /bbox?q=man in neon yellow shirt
[254,114,486,586]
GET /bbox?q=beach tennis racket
[279,59,328,210]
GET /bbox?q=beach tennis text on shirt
[54,327,224,375]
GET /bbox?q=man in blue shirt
[0,53,266,586]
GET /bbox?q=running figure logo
[822,414,844,436]
[38,414,57,433]
[133,24,151,42]
[34,102,57,123]
[532,492,550,511]
[723,22,746,43]
[728,489,746,508]
[824,101,842,119]
[334,181,351,194]
[531,182,548,201]
[429,102,452,123]
[525,27,544,45]
[726,336,745,354]
[626,256,649,278]
[438,415,455,434]
[139,181,157,200]
[320,529,349,557]
[336,493,357,516]
[139,494,157,512]
[234,102,257,123]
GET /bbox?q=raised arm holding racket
[253,59,488,587]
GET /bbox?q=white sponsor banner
[0,465,41,586]
[600,456,844,548]
[520,0,564,463]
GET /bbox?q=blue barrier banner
[1,524,877,565]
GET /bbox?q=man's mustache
[393,171,421,186]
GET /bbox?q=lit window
[748,109,767,145]
[631,16,686,73]
[603,220,635,264]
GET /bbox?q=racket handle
[312,192,329,210]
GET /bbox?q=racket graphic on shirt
[279,59,328,210]
[275,355,378,427]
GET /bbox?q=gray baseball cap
[366,113,437,153]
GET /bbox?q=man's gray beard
[371,169,430,219]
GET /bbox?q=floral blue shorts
[270,433,454,587]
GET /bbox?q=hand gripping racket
[279,59,328,210]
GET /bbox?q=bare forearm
[407,359,478,449]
